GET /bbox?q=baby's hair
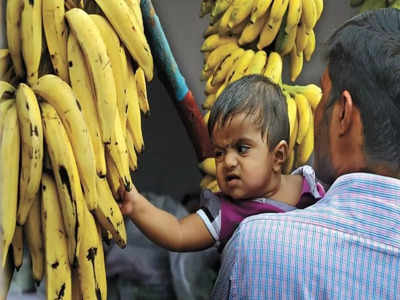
[208,74,289,149]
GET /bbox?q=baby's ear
[272,141,288,172]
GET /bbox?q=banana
[294,93,312,144]
[42,0,69,82]
[264,51,283,85]
[206,178,220,193]
[201,34,238,52]
[0,49,11,79]
[245,50,268,75]
[200,0,213,17]
[24,194,44,283]
[0,99,14,131]
[11,225,23,270]
[21,0,42,85]
[290,44,303,82]
[285,92,298,153]
[124,0,145,33]
[205,74,222,95]
[203,110,211,125]
[230,19,249,35]
[283,148,295,174]
[304,29,316,61]
[204,19,221,37]
[93,0,154,81]
[295,113,314,167]
[105,153,122,200]
[94,177,127,248]
[41,173,72,300]
[239,13,267,45]
[314,0,324,21]
[228,0,255,29]
[211,0,232,18]
[33,74,98,212]
[0,103,19,268]
[200,174,216,189]
[198,157,217,176]
[40,102,84,266]
[267,0,290,27]
[77,202,107,300]
[65,8,117,145]
[204,42,238,72]
[91,14,129,138]
[257,12,284,50]
[203,93,217,110]
[201,68,213,82]
[126,127,138,172]
[283,83,322,110]
[0,81,15,100]
[211,47,245,85]
[250,0,273,23]
[216,81,228,98]
[126,60,145,154]
[136,67,150,117]
[301,0,317,31]
[218,4,235,35]
[15,83,44,225]
[286,0,302,32]
[228,49,255,84]
[6,0,25,78]
[275,23,297,56]
[295,22,310,54]
[67,33,107,178]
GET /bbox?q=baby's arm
[119,185,214,252]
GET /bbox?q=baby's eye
[237,145,250,154]
[214,150,223,158]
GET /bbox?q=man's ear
[336,90,354,136]
[272,141,288,172]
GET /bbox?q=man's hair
[326,8,400,171]
[208,74,289,149]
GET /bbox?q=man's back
[212,173,400,299]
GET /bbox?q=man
[211,8,400,299]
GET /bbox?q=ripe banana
[211,47,244,86]
[286,0,303,33]
[0,103,20,268]
[204,42,239,72]
[94,177,127,248]
[304,29,316,61]
[257,12,284,49]
[33,74,98,211]
[284,83,322,110]
[301,0,317,31]
[203,110,211,125]
[93,0,154,81]
[65,8,117,145]
[15,83,44,225]
[245,50,268,75]
[24,194,44,283]
[228,49,255,84]
[294,93,312,144]
[219,4,235,35]
[283,148,295,174]
[230,19,249,35]
[198,157,217,176]
[67,33,107,178]
[211,0,232,18]
[136,67,150,117]
[42,0,69,82]
[41,173,72,300]
[40,102,84,266]
[200,174,216,189]
[250,0,273,23]
[203,93,217,110]
[6,0,25,79]
[126,128,139,172]
[105,153,122,200]
[264,51,283,85]
[21,0,42,85]
[295,113,314,167]
[290,44,303,82]
[124,0,145,33]
[0,81,15,100]
[267,0,290,27]
[201,34,238,52]
[0,49,11,79]
[314,0,324,21]
[204,19,221,37]
[275,23,297,56]
[285,92,298,153]
[11,225,23,270]
[239,13,267,45]
[205,74,222,95]
[295,22,310,54]
[228,0,254,29]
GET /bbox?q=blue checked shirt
[211,173,400,299]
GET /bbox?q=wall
[0,0,359,201]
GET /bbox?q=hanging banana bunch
[0,0,154,298]
[198,0,324,186]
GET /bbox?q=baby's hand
[118,183,139,216]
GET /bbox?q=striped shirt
[211,172,400,299]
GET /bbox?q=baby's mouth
[226,174,240,182]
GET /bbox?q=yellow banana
[285,83,322,110]
[285,92,298,153]
[0,81,15,100]
[105,153,122,200]
[33,75,98,212]
[65,8,117,145]
[126,127,139,172]
[200,174,216,189]
[212,47,245,86]
[290,45,303,82]
[0,50,11,80]
[211,0,232,18]
[11,225,23,270]
[218,4,235,35]
[41,173,72,300]
[250,0,273,23]
[40,102,84,266]
[67,33,107,178]
[228,0,255,29]
[21,0,42,85]
[201,34,238,52]
[314,0,324,21]
[204,42,239,72]
[283,148,295,174]
[24,194,44,283]
[206,179,220,193]
[203,110,211,125]
[239,13,267,45]
[91,14,129,138]
[203,19,221,37]
[136,67,150,117]
[267,0,290,27]
[6,0,25,78]
[304,29,316,61]
[205,74,222,95]
[95,177,127,248]
[294,93,312,144]
[203,93,218,110]
[295,22,310,54]
[286,0,302,32]
[301,0,317,31]
[42,0,69,82]
[216,81,228,98]
[228,49,255,84]
[245,50,268,75]
[93,0,154,81]
[198,157,217,176]
[15,84,43,225]
[0,103,19,268]
[201,67,213,82]
[230,19,249,35]
[275,24,297,56]
[264,51,283,85]
[295,113,314,167]
[257,12,284,49]
[124,0,144,33]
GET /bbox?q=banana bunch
[1,0,153,298]
[349,0,400,11]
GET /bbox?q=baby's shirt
[196,165,325,250]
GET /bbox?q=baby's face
[211,113,276,200]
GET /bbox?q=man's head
[315,8,400,185]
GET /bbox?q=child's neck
[269,174,303,206]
